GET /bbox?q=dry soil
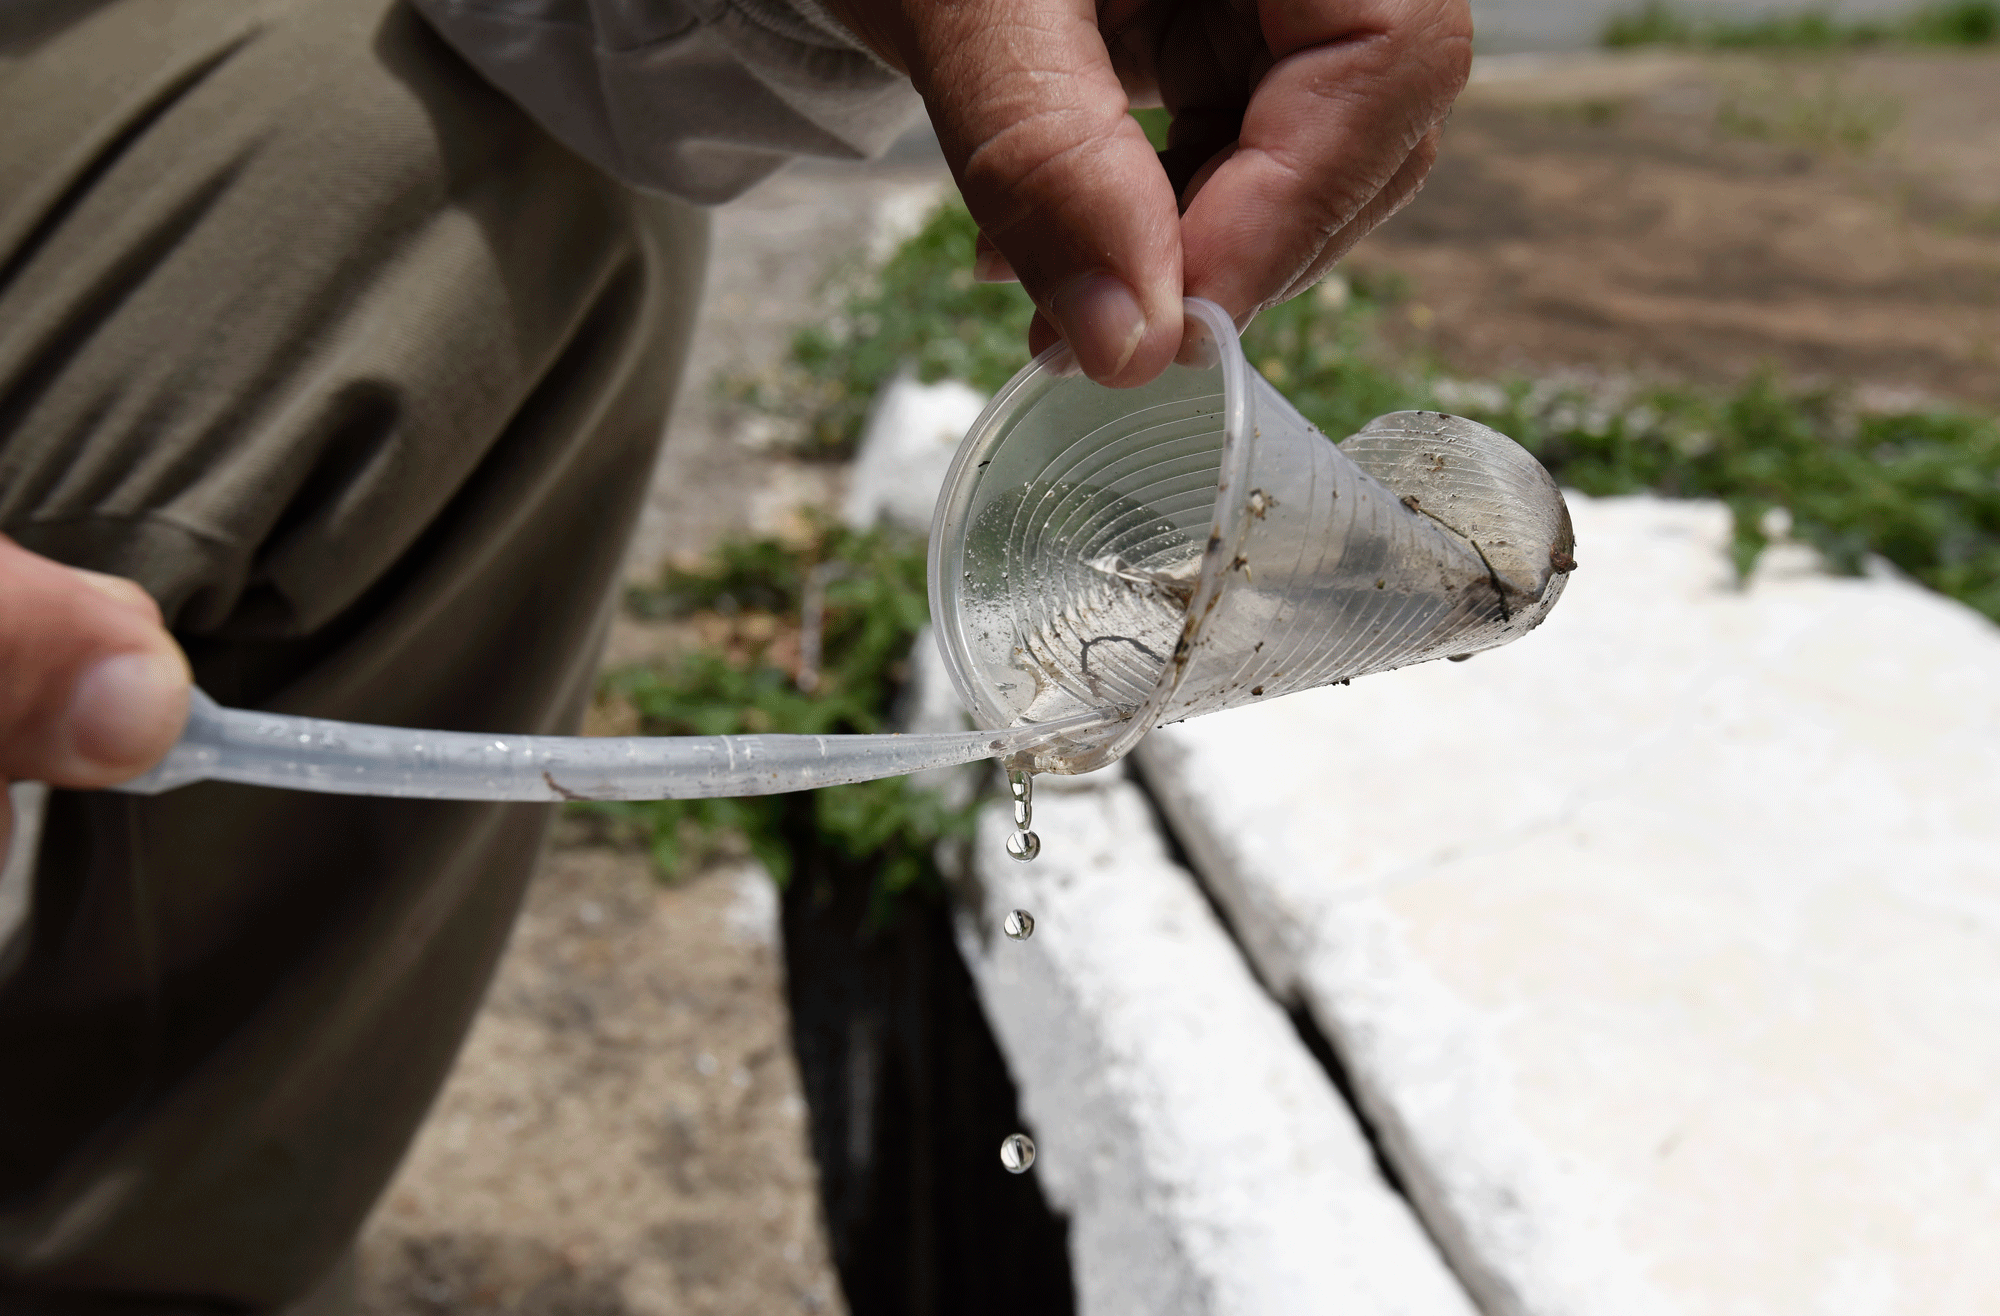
[1357,49,2000,408]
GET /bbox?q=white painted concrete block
[1139,494,2000,1316]
[842,373,987,534]
[957,775,1477,1316]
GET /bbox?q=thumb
[0,535,191,790]
[901,0,1184,385]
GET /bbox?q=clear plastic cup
[927,297,1575,775]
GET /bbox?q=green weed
[1714,68,1902,153]
[1460,379,2000,613]
[774,208,1038,456]
[1904,0,2000,41]
[1604,0,1999,48]
[588,521,979,910]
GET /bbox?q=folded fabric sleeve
[412,0,924,203]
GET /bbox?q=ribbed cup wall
[1157,387,1518,730]
[964,394,1225,723]
[947,346,1235,733]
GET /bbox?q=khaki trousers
[0,0,710,1308]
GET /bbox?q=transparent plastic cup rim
[927,297,1255,773]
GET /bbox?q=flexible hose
[112,689,1112,802]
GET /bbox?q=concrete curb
[954,770,1479,1316]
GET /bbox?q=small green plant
[1604,1,1698,46]
[1453,379,2000,615]
[588,521,979,914]
[1545,98,1630,127]
[625,536,812,621]
[1904,0,2000,41]
[1715,67,1903,152]
[1604,0,1998,47]
[773,206,1038,456]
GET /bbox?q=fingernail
[1051,274,1148,381]
[973,249,1017,283]
[64,650,191,775]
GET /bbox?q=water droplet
[999,1132,1036,1173]
[1005,770,1039,862]
[1003,908,1035,940]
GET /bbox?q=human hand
[822,0,1471,386]
[0,535,190,852]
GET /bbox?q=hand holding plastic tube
[0,535,191,844]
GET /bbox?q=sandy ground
[1358,49,2000,408]
[355,48,1999,1316]
[357,844,842,1316]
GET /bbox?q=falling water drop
[999,1132,1036,1174]
[1003,908,1035,940]
[1005,769,1039,862]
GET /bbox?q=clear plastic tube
[111,689,1114,802]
